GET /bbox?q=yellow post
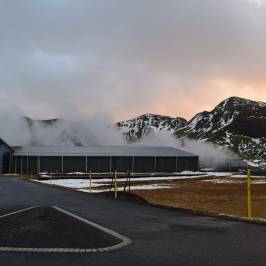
[114,170,117,199]
[89,171,92,193]
[247,168,252,220]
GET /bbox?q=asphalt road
[0,206,121,249]
[0,176,266,266]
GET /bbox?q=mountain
[115,114,187,142]
[21,97,266,160]
[116,97,266,160]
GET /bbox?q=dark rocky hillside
[22,97,266,160]
[116,97,266,160]
[116,114,187,142]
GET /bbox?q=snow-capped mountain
[175,97,266,139]
[116,97,266,159]
[20,97,266,160]
[115,114,187,142]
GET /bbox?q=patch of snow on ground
[40,175,50,178]
[36,176,204,189]
[91,175,210,183]
[203,178,266,184]
[78,189,108,193]
[203,179,243,184]
[37,179,102,189]
[253,180,266,184]
[66,172,86,175]
[231,175,266,178]
[207,172,232,177]
[180,171,203,175]
[36,172,233,189]
[79,184,172,193]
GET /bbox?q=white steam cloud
[0,106,125,147]
[0,105,235,169]
[134,130,236,169]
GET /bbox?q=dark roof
[0,138,14,152]
[13,145,198,157]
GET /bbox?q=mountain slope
[174,97,266,159]
[116,97,266,159]
[115,114,187,142]
[175,97,266,139]
[21,97,266,160]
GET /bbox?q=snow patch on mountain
[116,113,187,142]
[116,97,266,160]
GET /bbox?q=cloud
[0,0,265,120]
[0,103,125,146]
[0,102,234,169]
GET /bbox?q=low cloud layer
[0,104,124,146]
[0,103,233,170]
[134,129,235,168]
[0,104,234,171]
[0,0,266,121]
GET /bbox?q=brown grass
[132,178,266,219]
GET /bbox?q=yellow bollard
[89,171,92,193]
[247,168,252,220]
[114,170,117,199]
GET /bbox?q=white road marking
[0,205,132,253]
[0,206,38,219]
[52,206,132,251]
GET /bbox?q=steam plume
[0,105,235,169]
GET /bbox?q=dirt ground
[132,177,266,220]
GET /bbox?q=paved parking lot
[0,176,266,266]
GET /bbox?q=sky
[0,0,266,122]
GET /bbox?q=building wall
[134,157,155,172]
[177,157,199,172]
[111,157,132,172]
[0,143,12,174]
[28,156,38,173]
[40,156,62,173]
[11,155,199,174]
[88,157,110,172]
[156,157,176,172]
[63,157,86,173]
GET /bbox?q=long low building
[10,145,199,174]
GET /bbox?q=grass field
[36,174,266,220]
[132,176,266,220]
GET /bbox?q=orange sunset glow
[0,0,265,122]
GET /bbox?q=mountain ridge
[21,96,266,160]
[116,97,266,160]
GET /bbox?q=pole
[114,170,117,199]
[89,171,92,193]
[247,168,252,220]
[129,172,131,192]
